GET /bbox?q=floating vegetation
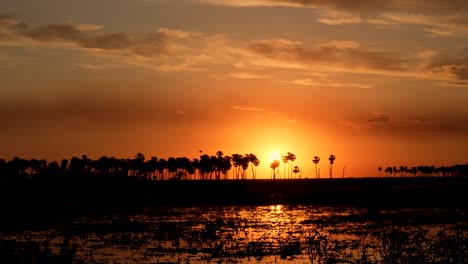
[0,205,466,263]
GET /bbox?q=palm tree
[191,158,200,180]
[293,166,300,179]
[287,152,296,179]
[247,154,259,179]
[312,156,320,179]
[378,166,382,177]
[231,154,243,180]
[148,157,158,180]
[214,151,224,180]
[29,159,41,176]
[385,167,392,177]
[270,160,280,181]
[328,155,336,178]
[241,155,250,179]
[222,156,232,179]
[156,158,167,180]
[252,156,260,180]
[281,154,288,180]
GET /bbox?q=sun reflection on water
[270,204,283,213]
[1,205,466,263]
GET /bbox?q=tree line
[3,151,465,183]
[0,151,336,183]
[0,151,266,183]
[378,164,468,178]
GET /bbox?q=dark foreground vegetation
[0,205,466,263]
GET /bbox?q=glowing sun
[269,151,281,162]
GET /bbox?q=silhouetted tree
[60,159,69,173]
[156,158,167,180]
[231,154,243,180]
[147,157,158,180]
[222,156,232,180]
[248,154,260,179]
[199,154,213,180]
[191,158,200,180]
[313,156,320,179]
[293,166,300,179]
[378,166,382,177]
[240,155,250,179]
[287,152,296,179]
[329,155,336,178]
[270,160,280,181]
[29,159,41,177]
[281,154,288,180]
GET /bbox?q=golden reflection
[269,204,283,213]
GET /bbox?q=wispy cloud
[0,15,191,58]
[1,14,464,86]
[232,106,264,111]
[245,38,407,75]
[429,64,468,86]
[368,113,391,123]
[193,0,468,36]
[230,72,271,79]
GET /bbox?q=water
[1,205,467,263]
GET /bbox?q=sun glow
[269,151,281,162]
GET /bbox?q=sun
[269,151,281,162]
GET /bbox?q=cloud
[428,64,468,86]
[430,64,468,80]
[246,38,407,74]
[0,14,462,86]
[194,0,468,14]
[368,113,391,123]
[79,33,132,50]
[24,23,83,41]
[0,15,192,58]
[288,78,371,88]
[157,28,192,39]
[194,0,468,35]
[342,111,468,139]
[230,72,271,79]
[318,11,362,25]
[380,13,468,37]
[232,106,264,111]
[319,40,360,49]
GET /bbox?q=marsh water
[1,205,467,263]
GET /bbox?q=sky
[1,0,468,177]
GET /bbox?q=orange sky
[1,0,468,177]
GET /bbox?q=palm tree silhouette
[270,160,280,181]
[199,154,211,180]
[222,155,232,179]
[156,158,167,180]
[378,166,382,177]
[287,152,296,179]
[385,166,392,177]
[312,156,320,179]
[148,157,158,180]
[191,158,200,180]
[328,155,336,178]
[281,154,289,180]
[240,155,250,179]
[293,166,300,179]
[231,154,243,180]
[250,154,260,180]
